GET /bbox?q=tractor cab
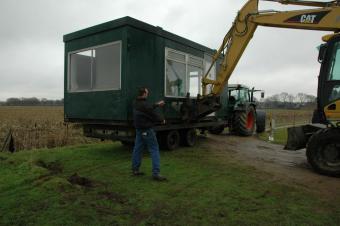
[227,84,261,111]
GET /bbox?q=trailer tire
[306,128,340,177]
[161,130,180,151]
[256,110,266,133]
[181,129,197,147]
[232,106,256,136]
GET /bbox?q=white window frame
[67,40,122,93]
[164,48,206,98]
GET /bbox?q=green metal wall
[64,18,226,123]
[64,27,127,121]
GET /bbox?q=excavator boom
[202,0,340,97]
[262,0,339,7]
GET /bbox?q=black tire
[209,125,225,135]
[180,129,197,147]
[161,130,180,151]
[306,128,340,177]
[232,106,256,136]
[256,110,266,133]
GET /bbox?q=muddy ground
[198,133,340,200]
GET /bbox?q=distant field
[0,107,313,151]
[259,109,313,145]
[0,106,96,151]
[264,109,313,128]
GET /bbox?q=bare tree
[279,92,289,103]
[306,94,317,103]
[287,94,295,103]
[296,93,307,105]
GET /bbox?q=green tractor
[209,84,266,136]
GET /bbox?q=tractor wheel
[180,129,197,147]
[160,130,180,151]
[306,128,340,177]
[232,106,256,136]
[256,110,266,133]
[209,125,225,135]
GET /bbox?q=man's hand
[156,100,165,107]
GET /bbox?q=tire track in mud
[198,133,340,199]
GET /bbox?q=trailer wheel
[232,106,256,136]
[306,128,340,177]
[161,130,180,151]
[181,129,197,147]
[256,110,266,133]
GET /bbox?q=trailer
[63,17,263,150]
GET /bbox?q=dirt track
[199,133,340,199]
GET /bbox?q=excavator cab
[285,34,340,176]
[317,34,340,126]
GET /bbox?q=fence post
[1,129,15,152]
[269,115,275,142]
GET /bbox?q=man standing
[132,87,167,181]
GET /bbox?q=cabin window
[165,48,208,97]
[328,42,340,81]
[68,41,121,92]
[329,85,340,102]
[188,56,204,97]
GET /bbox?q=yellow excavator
[184,0,340,176]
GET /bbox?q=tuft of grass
[1,143,339,225]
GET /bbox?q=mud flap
[284,124,325,151]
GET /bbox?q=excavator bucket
[285,126,309,150]
[285,124,324,150]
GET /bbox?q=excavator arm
[202,0,340,96]
[187,0,340,120]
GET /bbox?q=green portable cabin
[63,16,225,125]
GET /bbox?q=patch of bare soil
[199,133,340,199]
[35,160,63,174]
[97,191,128,204]
[67,173,93,188]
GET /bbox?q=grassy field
[259,128,288,145]
[1,143,339,225]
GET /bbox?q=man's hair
[138,87,147,97]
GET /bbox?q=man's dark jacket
[133,97,163,129]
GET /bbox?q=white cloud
[0,0,332,100]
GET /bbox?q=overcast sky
[0,0,332,100]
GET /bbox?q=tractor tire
[256,110,266,133]
[232,106,256,136]
[180,129,197,147]
[306,128,340,177]
[160,130,180,151]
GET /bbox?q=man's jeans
[132,128,160,176]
